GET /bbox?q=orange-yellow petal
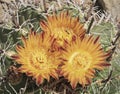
[40,11,86,50]
[13,31,60,85]
[60,35,110,88]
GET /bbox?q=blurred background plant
[0,0,120,94]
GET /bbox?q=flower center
[69,51,92,70]
[30,49,48,69]
[53,27,74,45]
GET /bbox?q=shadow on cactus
[18,6,45,33]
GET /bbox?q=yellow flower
[13,31,60,85]
[40,11,86,50]
[60,35,110,88]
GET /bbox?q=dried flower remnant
[6,66,22,85]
